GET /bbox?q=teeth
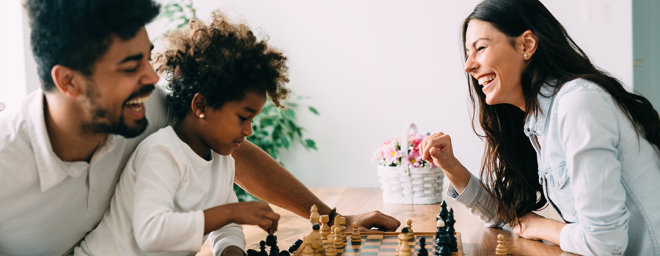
[127,104,144,112]
[478,74,496,85]
[125,95,151,105]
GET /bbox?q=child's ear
[191,93,207,118]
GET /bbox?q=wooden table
[199,186,577,256]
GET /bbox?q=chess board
[293,232,463,256]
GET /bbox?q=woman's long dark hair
[462,0,660,225]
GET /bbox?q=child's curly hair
[155,11,290,120]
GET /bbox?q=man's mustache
[124,85,156,104]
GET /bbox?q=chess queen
[419,0,660,255]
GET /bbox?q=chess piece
[288,239,303,253]
[439,201,448,222]
[320,215,331,239]
[310,205,320,225]
[325,233,337,256]
[334,227,344,249]
[396,232,403,256]
[259,241,268,256]
[279,251,290,256]
[434,219,450,254]
[496,234,507,255]
[436,245,451,256]
[445,209,457,252]
[399,228,412,256]
[302,236,314,256]
[406,219,413,233]
[268,235,280,256]
[266,234,277,247]
[310,223,325,256]
[351,222,361,243]
[418,237,428,256]
[247,249,259,256]
[435,219,445,241]
[332,215,347,245]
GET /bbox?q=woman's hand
[419,132,459,172]
[512,212,565,245]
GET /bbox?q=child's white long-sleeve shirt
[76,126,245,256]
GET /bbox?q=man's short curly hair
[155,11,291,120]
[25,0,160,91]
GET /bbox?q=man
[0,0,399,255]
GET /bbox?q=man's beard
[81,84,152,138]
[84,108,148,138]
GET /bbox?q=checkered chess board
[293,232,463,256]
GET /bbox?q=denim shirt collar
[524,81,557,137]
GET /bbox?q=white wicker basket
[377,124,444,204]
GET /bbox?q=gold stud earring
[199,114,205,119]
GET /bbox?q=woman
[419,0,660,255]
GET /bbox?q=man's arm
[232,141,400,231]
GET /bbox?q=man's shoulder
[0,91,39,158]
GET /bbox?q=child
[75,11,290,256]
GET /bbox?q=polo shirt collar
[27,89,116,192]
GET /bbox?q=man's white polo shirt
[0,88,169,256]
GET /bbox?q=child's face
[201,91,267,155]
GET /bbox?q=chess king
[0,0,400,255]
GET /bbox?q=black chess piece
[266,234,277,247]
[288,239,303,253]
[259,241,268,256]
[269,244,279,256]
[279,251,290,256]
[247,249,259,256]
[418,237,428,256]
[445,209,457,252]
[439,201,448,222]
[266,234,279,256]
[436,245,451,256]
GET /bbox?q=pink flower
[382,143,400,165]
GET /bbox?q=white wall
[8,0,632,187]
[147,0,631,187]
[0,0,28,111]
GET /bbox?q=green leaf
[305,139,317,150]
[308,106,320,115]
[282,137,290,148]
[284,109,295,118]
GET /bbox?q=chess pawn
[496,234,507,255]
[417,237,428,256]
[336,216,347,244]
[398,231,412,256]
[406,219,413,234]
[320,215,331,239]
[351,222,361,243]
[310,224,325,256]
[333,227,344,249]
[325,234,337,256]
[302,236,314,256]
[259,241,268,256]
[310,204,320,225]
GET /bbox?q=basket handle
[400,123,419,174]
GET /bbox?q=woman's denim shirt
[447,79,660,256]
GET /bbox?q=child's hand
[222,245,246,256]
[229,201,280,233]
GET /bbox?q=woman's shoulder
[554,78,614,110]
